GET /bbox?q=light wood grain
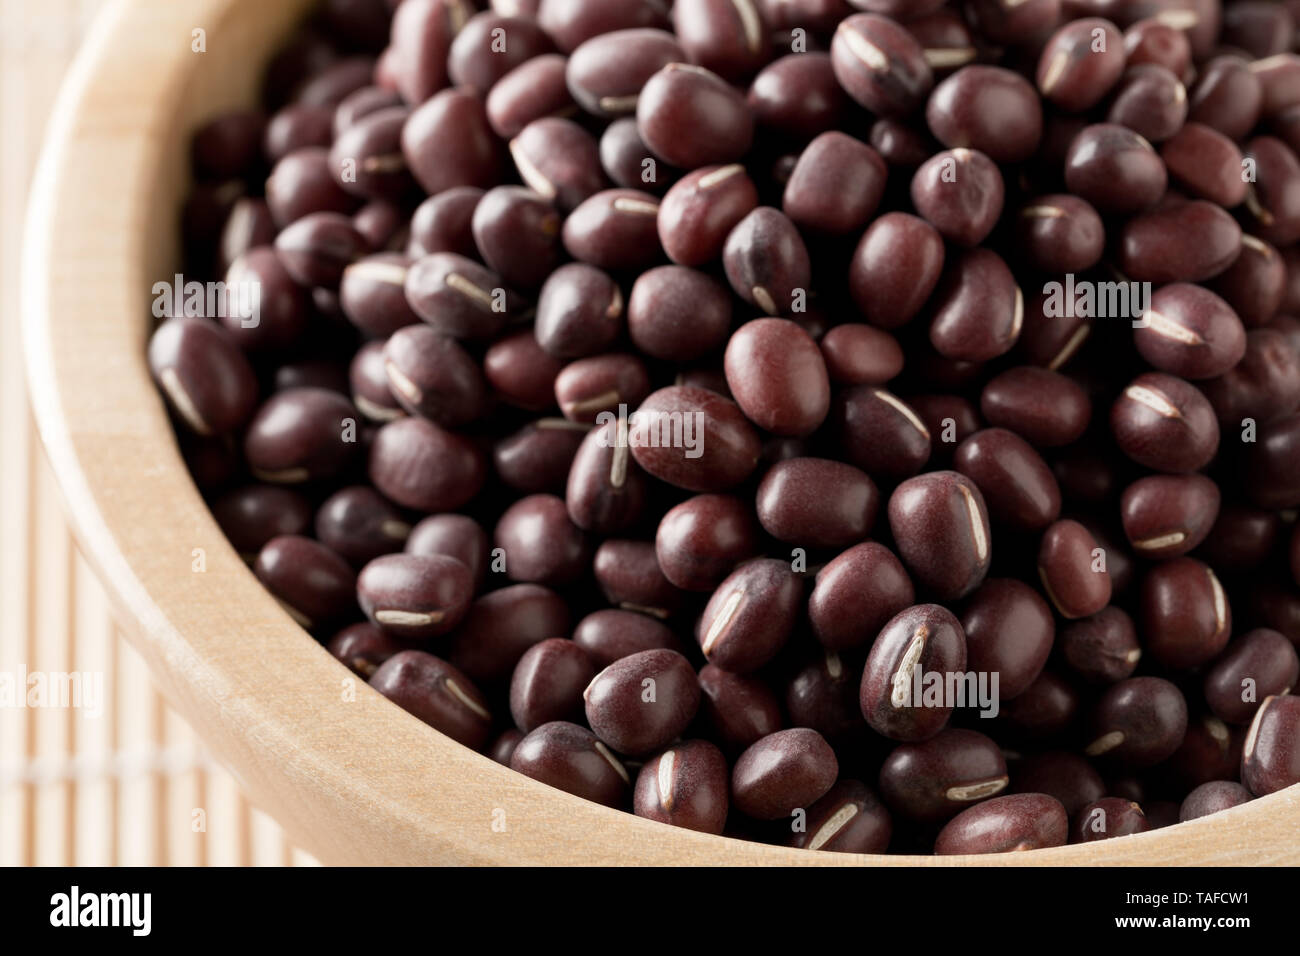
[1,0,312,867]
[22,0,1300,865]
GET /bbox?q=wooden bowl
[23,0,1300,865]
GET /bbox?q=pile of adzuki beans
[147,0,1300,855]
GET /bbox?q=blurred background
[0,0,315,866]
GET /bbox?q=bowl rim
[21,0,1300,865]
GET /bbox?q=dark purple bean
[509,117,606,213]
[264,104,334,165]
[486,54,574,140]
[1245,411,1300,510]
[357,553,473,640]
[936,793,1068,854]
[494,493,589,587]
[489,728,523,766]
[565,419,648,533]
[349,342,404,422]
[1120,473,1219,559]
[878,729,1008,824]
[1199,504,1280,570]
[1107,64,1187,142]
[555,354,651,424]
[1124,18,1191,78]
[756,458,878,549]
[1010,752,1106,818]
[722,208,812,317]
[1160,122,1247,208]
[328,106,414,201]
[637,63,755,169]
[370,650,492,750]
[212,485,313,560]
[447,12,554,96]
[537,0,670,54]
[1036,18,1126,112]
[450,584,571,683]
[1253,52,1300,117]
[1211,239,1286,332]
[910,148,1004,248]
[484,330,565,412]
[1243,136,1300,248]
[634,740,730,834]
[400,88,502,195]
[404,252,521,341]
[327,621,406,679]
[368,415,486,511]
[254,535,357,630]
[599,117,673,192]
[408,186,483,259]
[655,494,758,592]
[1000,671,1079,742]
[1225,3,1294,58]
[789,779,891,853]
[732,728,838,820]
[1086,676,1188,768]
[860,604,967,742]
[1204,628,1299,725]
[584,648,700,755]
[148,317,258,436]
[869,116,935,167]
[593,540,686,619]
[386,0,470,105]
[627,266,731,362]
[243,387,358,484]
[1111,371,1220,474]
[697,558,802,673]
[672,0,769,82]
[809,542,914,652]
[573,609,682,669]
[265,148,356,228]
[562,188,663,272]
[218,199,277,277]
[405,513,489,590]
[697,663,783,753]
[785,649,864,743]
[954,428,1060,533]
[724,318,828,435]
[888,471,990,600]
[1072,797,1150,843]
[470,186,563,290]
[658,164,759,267]
[1063,124,1167,216]
[1188,55,1262,142]
[630,386,760,492]
[830,13,933,117]
[783,132,886,235]
[383,324,486,427]
[1037,518,1111,620]
[1141,556,1231,671]
[1241,695,1300,796]
[273,212,367,288]
[926,66,1042,163]
[339,253,420,338]
[316,485,411,566]
[510,638,596,732]
[819,324,903,387]
[1179,780,1252,821]
[748,52,848,141]
[849,212,944,330]
[509,720,630,808]
[1015,195,1105,274]
[837,386,933,481]
[567,29,685,119]
[981,366,1091,449]
[534,263,623,360]
[927,248,1023,363]
[961,579,1054,700]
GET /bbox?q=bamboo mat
[0,0,317,867]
